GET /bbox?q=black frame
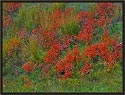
[0,0,124,95]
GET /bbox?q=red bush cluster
[22,61,36,73]
[81,63,92,75]
[77,11,96,43]
[84,30,122,67]
[19,3,122,80]
[96,3,115,28]
[8,3,21,13]
[77,11,88,20]
[56,46,83,80]
[41,31,57,48]
[3,15,12,27]
[61,34,74,49]
[44,42,62,64]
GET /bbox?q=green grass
[3,63,122,92]
[15,3,39,31]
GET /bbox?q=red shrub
[8,3,21,13]
[81,63,92,74]
[22,61,36,73]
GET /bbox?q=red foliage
[62,34,73,49]
[77,18,95,43]
[77,11,88,20]
[84,44,99,59]
[81,63,92,74]
[5,3,121,80]
[78,29,93,43]
[65,53,75,64]
[56,46,83,80]
[62,70,72,80]
[3,15,12,27]
[42,31,56,48]
[97,16,105,27]
[16,29,27,39]
[56,60,64,73]
[84,34,122,67]
[22,61,35,73]
[73,46,82,63]
[56,59,74,80]
[8,3,21,13]
[44,42,62,64]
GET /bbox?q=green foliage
[60,20,80,35]
[48,3,66,13]
[93,27,103,44]
[3,63,12,75]
[3,36,21,58]
[15,4,39,31]
[3,68,122,92]
[110,21,122,40]
[22,35,46,62]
